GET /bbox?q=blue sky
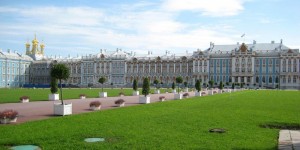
[0,0,299,57]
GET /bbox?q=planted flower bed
[0,109,18,124]
[115,99,125,107]
[89,101,101,110]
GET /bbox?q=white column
[174,63,175,73]
[286,59,288,72]
[143,63,145,73]
[104,63,106,73]
[202,60,204,72]
[186,63,188,73]
[161,63,162,73]
[131,63,133,73]
[75,65,78,74]
[167,63,169,73]
[180,63,182,72]
[245,58,247,73]
[296,59,299,72]
[232,58,236,72]
[252,57,255,73]
[197,60,200,72]
[239,57,242,73]
[291,59,294,72]
[206,60,209,73]
[124,63,127,73]
[238,77,241,83]
[155,64,157,73]
[80,63,83,84]
[137,63,139,73]
[193,60,195,73]
[110,62,112,74]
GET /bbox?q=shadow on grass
[260,122,300,130]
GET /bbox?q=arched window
[275,77,279,83]
[269,77,272,83]
[262,76,265,83]
[256,76,259,83]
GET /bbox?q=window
[269,77,272,83]
[262,76,265,83]
[293,76,297,83]
[288,76,291,83]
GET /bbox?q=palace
[0,36,299,89]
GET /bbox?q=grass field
[0,88,173,103]
[0,90,299,149]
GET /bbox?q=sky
[0,0,299,57]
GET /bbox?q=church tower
[26,34,45,60]
[25,40,31,55]
[31,34,39,54]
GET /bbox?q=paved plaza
[0,91,196,124]
[279,130,300,150]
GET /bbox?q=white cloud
[259,18,271,24]
[0,4,240,56]
[162,0,245,16]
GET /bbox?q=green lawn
[0,88,173,103]
[0,90,299,149]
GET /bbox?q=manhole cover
[10,145,41,150]
[84,138,105,143]
[209,128,226,133]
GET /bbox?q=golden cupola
[25,41,31,55]
[40,41,45,55]
[25,34,45,58]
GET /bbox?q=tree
[195,79,201,92]
[133,79,138,91]
[175,76,183,94]
[184,81,188,88]
[153,79,159,89]
[98,77,106,92]
[50,63,70,104]
[219,81,224,90]
[142,78,150,97]
[208,80,214,89]
[50,77,58,94]
[172,82,175,90]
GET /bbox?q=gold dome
[32,34,39,44]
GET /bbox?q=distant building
[0,49,32,87]
[1,36,299,89]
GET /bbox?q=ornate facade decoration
[1,36,299,89]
